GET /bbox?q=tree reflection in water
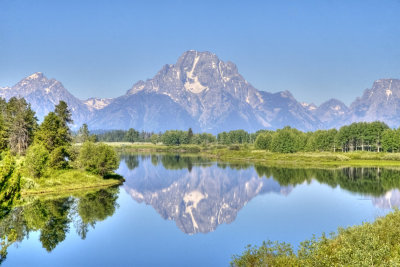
[0,187,119,263]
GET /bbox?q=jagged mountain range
[1,50,400,132]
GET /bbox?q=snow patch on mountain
[84,98,113,111]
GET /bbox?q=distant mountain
[311,99,350,129]
[349,79,400,127]
[2,52,400,132]
[119,50,319,132]
[84,97,113,111]
[0,72,91,128]
[89,91,199,131]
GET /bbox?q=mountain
[0,72,90,128]
[105,50,319,132]
[2,52,400,132]
[349,79,400,127]
[84,97,113,111]
[89,91,199,131]
[311,99,350,129]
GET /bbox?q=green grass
[20,169,123,197]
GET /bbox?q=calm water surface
[2,153,399,266]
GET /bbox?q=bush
[67,146,80,168]
[48,146,69,169]
[78,142,119,177]
[25,144,49,178]
[231,210,400,266]
[254,132,273,150]
[0,152,20,215]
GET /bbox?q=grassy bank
[231,210,400,266]
[20,169,123,197]
[109,143,400,167]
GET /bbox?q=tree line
[93,121,400,153]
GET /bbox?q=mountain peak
[26,72,45,80]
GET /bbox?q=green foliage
[162,130,190,145]
[4,97,38,155]
[232,210,400,266]
[0,113,8,150]
[78,142,119,176]
[54,100,73,125]
[75,123,95,143]
[49,146,69,169]
[0,152,20,216]
[336,121,389,152]
[124,128,140,143]
[254,131,273,150]
[191,132,216,145]
[66,145,80,168]
[271,127,307,153]
[382,128,400,152]
[305,129,338,152]
[91,121,398,154]
[150,133,159,144]
[218,130,250,144]
[24,143,49,178]
[34,112,70,152]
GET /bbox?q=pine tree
[55,101,73,125]
[35,112,70,152]
[5,98,37,155]
[77,124,90,143]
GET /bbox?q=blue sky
[1,0,399,105]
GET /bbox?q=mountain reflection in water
[118,154,400,234]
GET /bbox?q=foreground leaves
[232,210,400,266]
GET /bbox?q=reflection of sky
[3,157,393,267]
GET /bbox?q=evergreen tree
[55,101,73,125]
[188,128,193,142]
[124,128,139,143]
[5,98,37,155]
[34,112,71,152]
[76,124,90,143]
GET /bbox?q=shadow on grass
[103,173,125,182]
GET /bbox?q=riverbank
[20,169,123,197]
[109,142,400,168]
[231,209,400,266]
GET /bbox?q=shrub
[231,210,400,266]
[66,146,80,168]
[48,146,69,169]
[254,132,273,150]
[0,152,20,215]
[25,144,49,178]
[78,142,119,177]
